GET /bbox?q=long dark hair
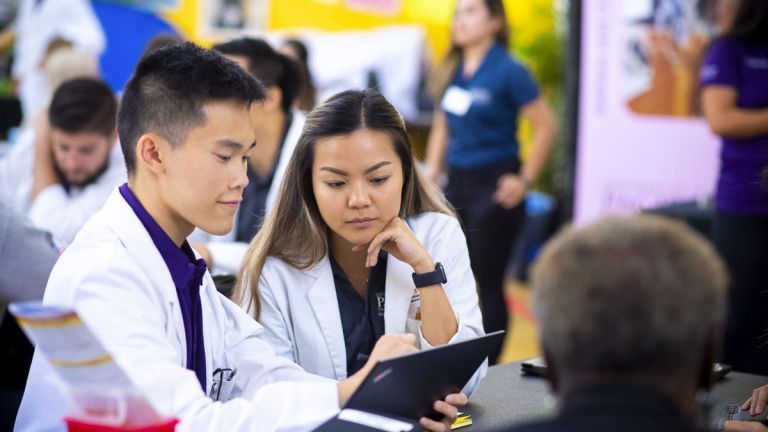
[236,89,453,318]
[725,0,768,43]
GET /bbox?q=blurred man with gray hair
[506,214,727,432]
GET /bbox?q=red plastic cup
[65,418,179,432]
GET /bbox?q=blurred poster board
[574,0,720,223]
[96,0,180,12]
[286,25,425,121]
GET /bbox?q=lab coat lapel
[306,257,347,380]
[199,273,222,394]
[384,254,413,334]
[103,189,188,362]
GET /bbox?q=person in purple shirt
[701,0,768,376]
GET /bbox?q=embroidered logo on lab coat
[376,291,385,317]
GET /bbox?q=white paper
[337,409,414,432]
[9,302,162,426]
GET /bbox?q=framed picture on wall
[201,0,269,38]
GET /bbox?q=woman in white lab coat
[236,89,486,395]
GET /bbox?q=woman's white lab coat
[252,212,487,396]
[16,189,339,432]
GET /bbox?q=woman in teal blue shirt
[425,0,559,364]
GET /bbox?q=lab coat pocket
[406,289,422,347]
[209,352,238,402]
[405,318,422,349]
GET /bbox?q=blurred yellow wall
[161,0,556,61]
[162,0,559,161]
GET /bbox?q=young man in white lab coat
[16,42,464,432]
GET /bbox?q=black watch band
[412,262,447,288]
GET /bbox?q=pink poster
[574,0,721,223]
[346,0,402,15]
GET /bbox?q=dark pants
[713,211,768,375]
[447,159,526,365]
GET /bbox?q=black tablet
[344,330,505,421]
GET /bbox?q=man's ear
[698,326,720,391]
[136,133,167,175]
[263,86,283,112]
[542,346,559,394]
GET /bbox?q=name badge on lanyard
[441,85,473,116]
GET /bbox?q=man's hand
[743,385,768,416]
[724,420,768,432]
[419,392,468,432]
[30,111,58,202]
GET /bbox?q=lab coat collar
[118,183,208,390]
[101,188,189,367]
[306,256,348,380]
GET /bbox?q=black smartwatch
[412,262,447,288]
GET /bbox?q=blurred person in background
[425,0,558,364]
[10,0,104,123]
[0,40,101,221]
[0,77,123,247]
[700,0,768,375]
[504,215,727,432]
[280,38,317,112]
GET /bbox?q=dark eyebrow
[319,161,391,176]
[320,167,348,176]
[215,139,256,151]
[364,161,391,174]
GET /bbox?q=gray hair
[531,214,727,378]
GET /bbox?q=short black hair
[118,42,265,176]
[48,77,117,137]
[213,37,299,113]
[726,0,768,43]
